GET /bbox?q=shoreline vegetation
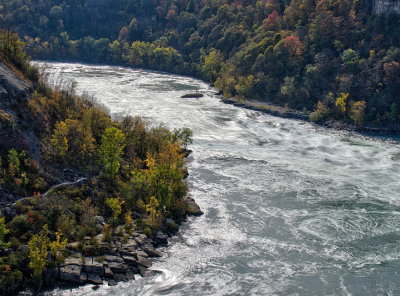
[0,31,202,295]
[221,97,400,136]
[1,0,399,130]
[36,57,400,137]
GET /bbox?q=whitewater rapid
[38,62,400,296]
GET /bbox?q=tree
[49,231,67,264]
[349,100,366,126]
[50,119,95,165]
[263,11,280,30]
[7,149,20,177]
[172,128,193,149]
[200,49,224,82]
[283,35,302,56]
[50,121,68,159]
[99,127,126,179]
[105,197,124,225]
[341,49,359,72]
[335,93,349,114]
[146,196,161,227]
[0,218,10,249]
[310,101,330,122]
[28,230,50,280]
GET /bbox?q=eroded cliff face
[0,62,39,158]
[373,0,400,14]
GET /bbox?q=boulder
[119,239,138,256]
[108,280,117,286]
[136,249,148,258]
[105,255,130,274]
[87,273,103,285]
[104,267,114,279]
[138,266,150,278]
[107,261,129,274]
[136,256,152,268]
[66,242,80,250]
[84,257,104,276]
[142,246,163,258]
[126,272,135,281]
[185,197,204,216]
[94,216,106,227]
[154,231,168,245]
[134,234,148,246]
[122,255,137,266]
[114,273,127,282]
[132,232,141,237]
[104,254,123,262]
[80,273,88,284]
[59,264,84,284]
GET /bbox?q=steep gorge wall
[373,0,400,14]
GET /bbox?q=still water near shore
[38,62,400,296]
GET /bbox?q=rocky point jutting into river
[0,47,203,294]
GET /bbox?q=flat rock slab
[143,246,162,258]
[107,261,130,274]
[122,255,137,266]
[136,256,152,268]
[84,257,104,275]
[136,250,148,258]
[105,255,124,263]
[63,256,83,266]
[60,265,83,284]
[134,234,148,246]
[87,273,103,285]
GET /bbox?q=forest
[1,0,400,127]
[0,30,197,293]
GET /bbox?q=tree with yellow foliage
[49,231,67,264]
[146,196,161,227]
[335,93,349,114]
[349,100,366,126]
[28,229,50,281]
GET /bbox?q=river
[38,62,400,296]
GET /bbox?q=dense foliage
[0,31,192,294]
[1,0,400,127]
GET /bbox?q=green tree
[99,127,126,179]
[7,149,20,177]
[0,218,11,249]
[342,49,359,73]
[172,128,193,149]
[105,197,124,225]
[200,49,224,82]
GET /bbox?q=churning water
[38,62,400,296]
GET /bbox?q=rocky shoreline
[42,195,203,290]
[221,97,400,137]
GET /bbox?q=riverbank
[3,160,203,293]
[37,61,400,296]
[35,59,400,137]
[0,47,205,295]
[221,97,400,137]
